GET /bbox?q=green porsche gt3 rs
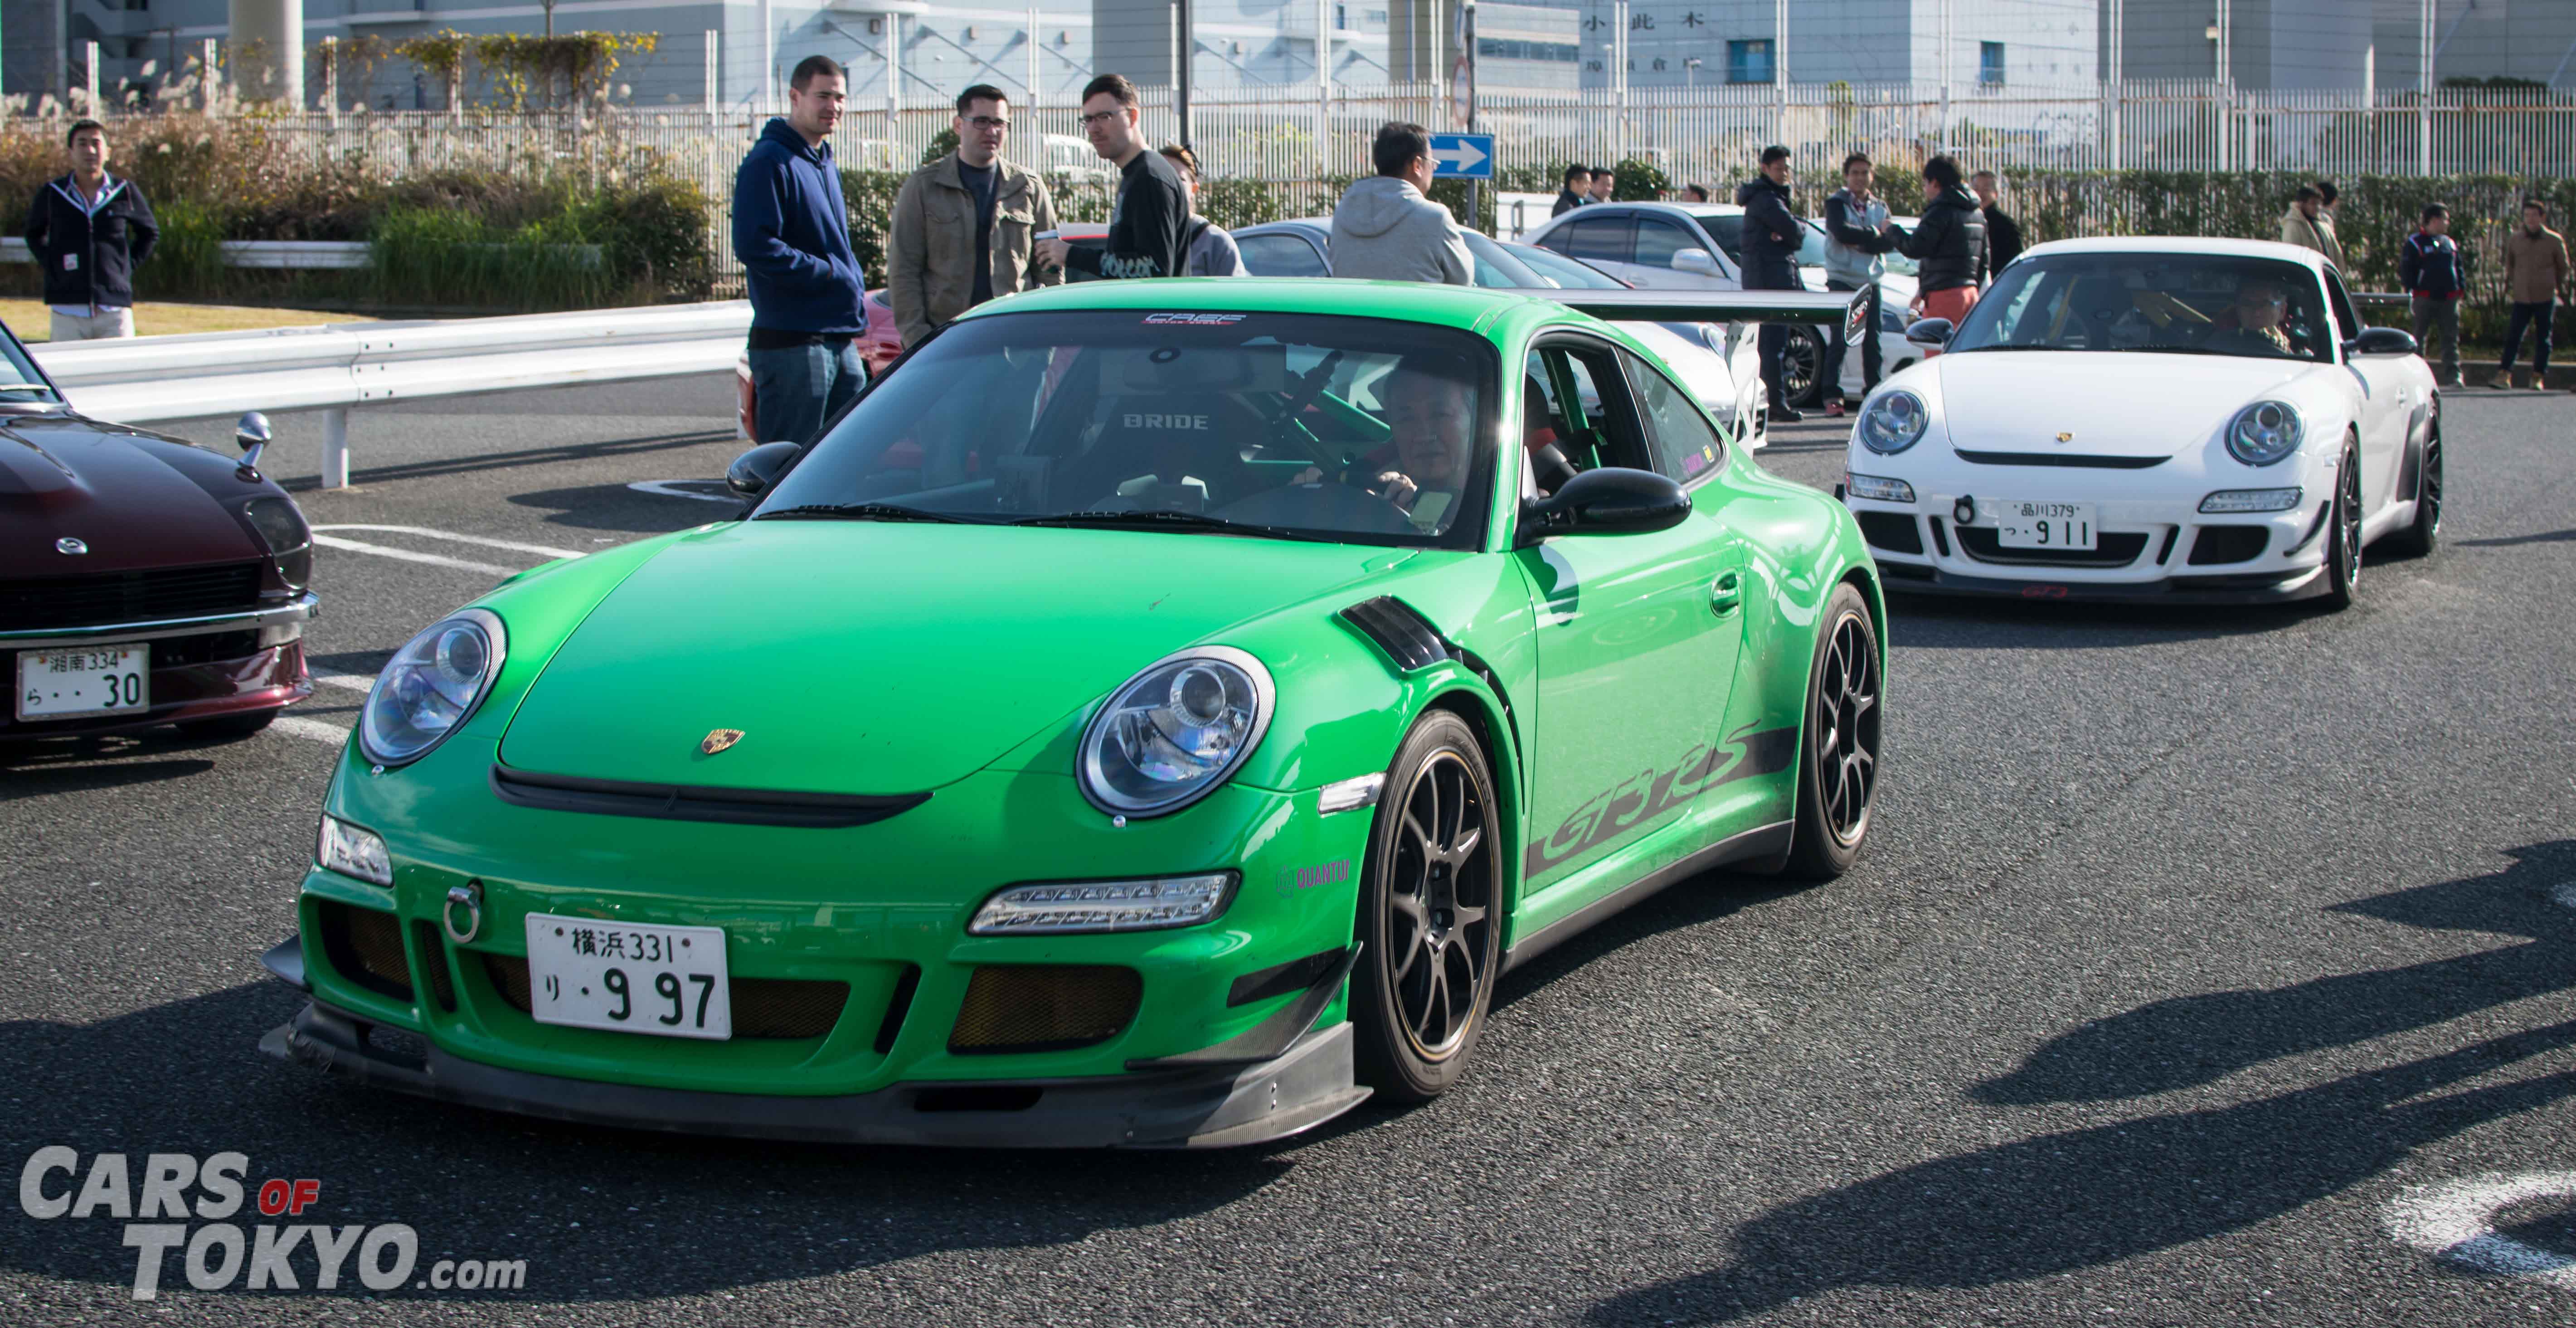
[259,278,1886,1148]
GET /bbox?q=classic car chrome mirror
[1903,317,1954,347]
[2349,326,2419,358]
[726,441,803,498]
[1516,467,1691,546]
[234,412,273,473]
[1672,247,1722,277]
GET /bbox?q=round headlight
[360,609,506,767]
[2226,400,2303,466]
[1857,389,1930,454]
[1077,646,1274,818]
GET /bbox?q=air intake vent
[948,965,1141,1054]
[1338,596,1450,671]
[317,901,411,1001]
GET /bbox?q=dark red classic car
[2,320,314,741]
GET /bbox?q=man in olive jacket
[887,84,1060,349]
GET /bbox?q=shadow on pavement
[1883,590,2318,650]
[2458,528,2576,548]
[273,430,734,494]
[510,480,742,534]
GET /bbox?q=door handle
[1710,570,1742,616]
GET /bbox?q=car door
[1514,335,1746,912]
[1239,231,1330,278]
[1540,213,1652,287]
[1633,216,1736,290]
[2324,266,2415,511]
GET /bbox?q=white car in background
[1841,237,2440,608]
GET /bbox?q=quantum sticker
[1275,859,1352,897]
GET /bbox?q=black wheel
[175,709,278,741]
[2385,427,2442,558]
[2320,436,2363,610]
[1786,584,1881,880]
[1781,326,1829,408]
[1351,710,1502,1104]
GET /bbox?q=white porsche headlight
[2226,400,2302,466]
[360,609,505,767]
[1077,646,1273,819]
[1857,389,1930,454]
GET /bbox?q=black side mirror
[1904,317,1954,347]
[1518,466,1691,544]
[2350,326,2418,358]
[727,441,802,499]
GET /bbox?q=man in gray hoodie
[1328,122,1473,286]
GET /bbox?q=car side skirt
[1500,819,1793,973]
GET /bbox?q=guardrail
[3,237,374,269]
[28,301,751,487]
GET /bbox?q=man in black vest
[23,119,158,341]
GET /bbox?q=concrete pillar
[320,407,349,490]
[228,0,305,104]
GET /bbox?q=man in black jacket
[1036,74,1188,281]
[1971,170,2022,281]
[1893,155,1986,344]
[1552,165,1591,218]
[1738,145,1805,423]
[22,119,157,341]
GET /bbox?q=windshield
[1949,252,2332,363]
[1507,243,1628,289]
[0,318,58,398]
[757,311,1499,549]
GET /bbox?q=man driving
[2212,276,2294,356]
[1374,364,1478,527]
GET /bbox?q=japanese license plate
[524,913,731,1040]
[1991,500,2099,551]
[16,642,148,720]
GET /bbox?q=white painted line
[311,524,588,560]
[311,535,518,577]
[271,715,352,747]
[313,673,376,695]
[628,479,736,504]
[2384,1172,2576,1289]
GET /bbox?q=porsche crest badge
[700,729,745,755]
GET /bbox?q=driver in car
[2210,277,2294,356]
[1372,365,1477,528]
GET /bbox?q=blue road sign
[1428,133,1496,179]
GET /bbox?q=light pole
[1176,0,1192,148]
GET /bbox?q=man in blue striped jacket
[2399,203,2466,388]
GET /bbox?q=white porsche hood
[1928,352,2319,459]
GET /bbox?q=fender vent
[1338,596,1451,671]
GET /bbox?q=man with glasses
[1036,74,1188,281]
[888,83,1060,349]
[732,55,868,444]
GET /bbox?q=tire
[1351,709,1503,1104]
[2320,436,2363,611]
[1781,325,1830,408]
[1785,583,1882,880]
[2384,426,2442,558]
[176,709,279,741]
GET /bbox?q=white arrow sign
[1429,134,1493,177]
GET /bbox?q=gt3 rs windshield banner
[1489,287,1873,342]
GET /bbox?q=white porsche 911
[1840,237,2440,607]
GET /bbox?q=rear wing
[1491,287,1872,343]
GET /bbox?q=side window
[1528,342,1652,474]
[1698,214,1745,264]
[1239,233,1328,278]
[1619,349,1728,485]
[1565,217,1634,264]
[1634,218,1696,270]
[2323,267,2361,342]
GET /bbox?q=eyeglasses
[963,116,1011,130]
[1077,110,1123,127]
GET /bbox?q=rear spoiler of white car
[1492,287,1872,343]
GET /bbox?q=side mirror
[1904,317,1954,347]
[234,411,272,473]
[2350,326,2418,358]
[727,441,802,499]
[1672,247,1721,276]
[1517,466,1691,544]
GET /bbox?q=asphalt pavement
[3,376,2572,1325]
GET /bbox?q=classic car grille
[316,901,412,1001]
[0,562,263,630]
[1955,528,2150,567]
[948,965,1141,1054]
[477,955,850,1040]
[2187,526,2270,566]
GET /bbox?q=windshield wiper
[755,502,980,523]
[1009,509,1326,541]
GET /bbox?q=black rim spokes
[2342,462,2362,577]
[1387,750,1492,1057]
[1816,614,1879,843]
[2424,444,2443,522]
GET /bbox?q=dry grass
[2,300,375,342]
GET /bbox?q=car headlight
[1845,472,1916,503]
[1077,646,1273,819]
[968,873,1239,935]
[241,495,312,590]
[360,609,505,767]
[316,814,392,886]
[2200,487,2303,514]
[2226,400,2302,466]
[1856,389,1930,454]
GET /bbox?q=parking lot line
[313,674,376,695]
[309,535,518,577]
[310,524,589,560]
[272,714,352,747]
[628,479,737,504]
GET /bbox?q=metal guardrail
[2,237,374,269]
[28,301,752,488]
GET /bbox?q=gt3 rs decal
[1525,723,1796,875]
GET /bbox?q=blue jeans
[748,336,866,446]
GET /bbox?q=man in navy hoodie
[2399,203,2466,388]
[733,55,869,446]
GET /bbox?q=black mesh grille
[1954,528,2150,566]
[0,562,264,630]
[409,921,456,1011]
[1855,511,1925,555]
[317,901,411,1000]
[949,966,1142,1054]
[477,955,849,1041]
[2187,525,2270,566]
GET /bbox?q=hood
[496,523,1406,793]
[1333,176,1438,239]
[1932,352,2319,459]
[0,417,267,577]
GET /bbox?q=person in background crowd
[1892,154,1987,351]
[887,83,1059,351]
[2399,202,2465,388]
[1328,122,1473,286]
[1038,74,1189,280]
[1680,183,1712,204]
[1971,169,2022,281]
[2278,184,2344,271]
[23,118,156,341]
[2317,179,2343,230]
[1159,144,1247,276]
[2498,197,2569,390]
[1738,144,1805,424]
[1589,167,1616,204]
[1554,165,1592,217]
[732,55,868,445]
[1821,152,1895,416]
